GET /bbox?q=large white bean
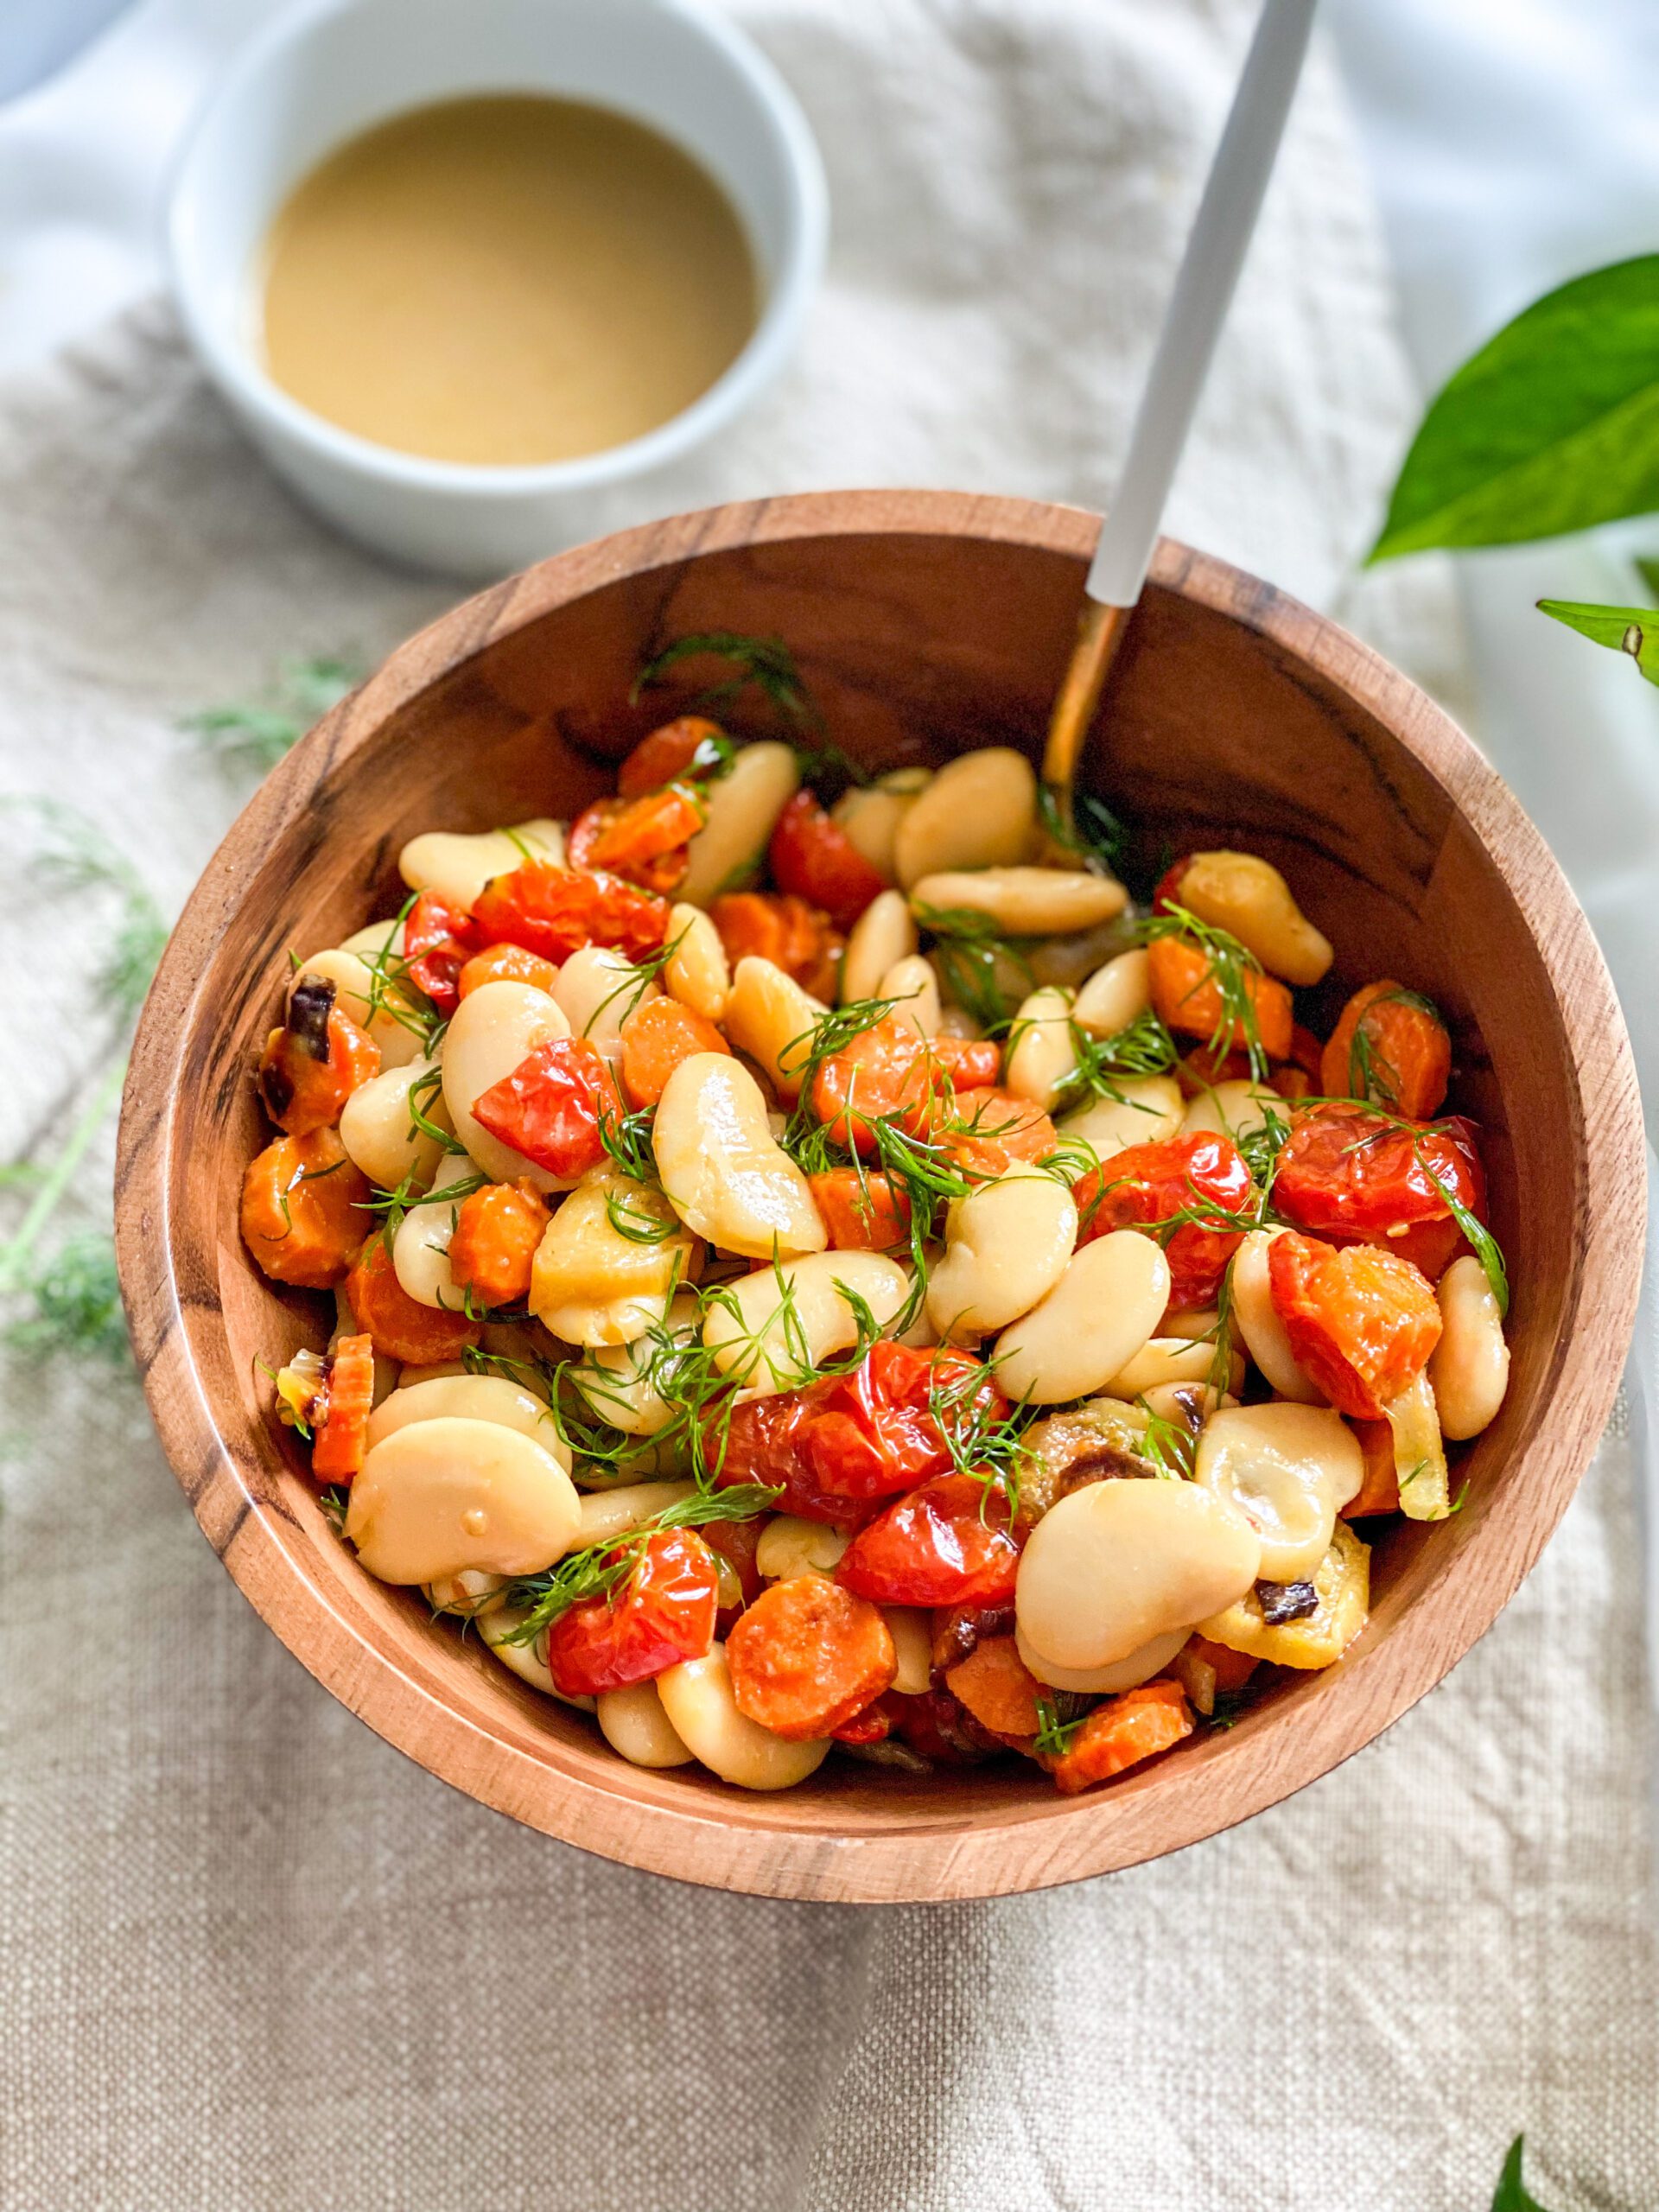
[339,1054,451,1190]
[577,1479,696,1546]
[893,749,1038,887]
[910,866,1126,938]
[1194,1403,1362,1582]
[553,944,657,1051]
[1230,1229,1325,1403]
[925,1166,1077,1343]
[1014,1624,1189,1694]
[1429,1255,1510,1440]
[297,946,426,1071]
[1072,950,1151,1039]
[841,889,918,1006]
[442,980,573,1192]
[992,1231,1170,1405]
[1014,1477,1260,1670]
[652,1054,826,1259]
[1174,849,1332,986]
[879,954,942,1039]
[391,1150,480,1311]
[679,742,799,906]
[722,957,825,1098]
[1058,1076,1183,1165]
[478,1606,594,1711]
[664,901,731,1025]
[597,1681,695,1767]
[1104,1336,1245,1401]
[569,1289,699,1433]
[832,767,931,881]
[885,1607,933,1694]
[398,817,564,910]
[425,1568,507,1618]
[1002,986,1078,1111]
[1180,1079,1281,1145]
[704,1251,908,1393]
[1026,918,1138,992]
[345,1417,580,1585]
[656,1645,830,1789]
[366,1374,567,1460]
[755,1516,852,1581]
[530,1166,698,1346]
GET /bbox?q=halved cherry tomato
[567,784,705,893]
[802,1344,1007,1509]
[309,1332,375,1483]
[618,995,730,1110]
[257,974,379,1136]
[403,890,473,1014]
[1073,1130,1254,1308]
[471,860,669,965]
[710,890,843,1001]
[938,1087,1058,1179]
[836,1472,1020,1607]
[713,1390,855,1525]
[1267,1230,1441,1420]
[456,942,563,999]
[240,1128,372,1288]
[807,1168,912,1251]
[1152,855,1195,913]
[617,715,731,798]
[469,1036,618,1179]
[767,789,887,931]
[1274,1102,1485,1251]
[345,1239,481,1365]
[727,1577,897,1739]
[1038,1678,1192,1795]
[1321,980,1452,1120]
[830,1703,894,1745]
[1147,935,1293,1062]
[446,1179,550,1307]
[544,1528,719,1697]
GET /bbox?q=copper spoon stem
[1041,599,1131,815]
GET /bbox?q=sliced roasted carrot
[1344,1418,1401,1516]
[938,1087,1058,1178]
[240,1128,371,1288]
[1185,1635,1259,1694]
[619,994,731,1109]
[447,1179,550,1307]
[1268,1230,1441,1421]
[457,942,562,999]
[1321,980,1451,1119]
[1147,935,1293,1063]
[806,1168,912,1251]
[1039,1678,1193,1795]
[727,1576,897,1740]
[944,1635,1044,1738]
[257,972,379,1136]
[568,785,705,893]
[310,1333,376,1482]
[617,715,729,798]
[808,1014,944,1154]
[710,891,843,1001]
[345,1239,481,1365]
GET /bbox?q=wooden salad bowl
[115,491,1646,1904]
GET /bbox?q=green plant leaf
[1370,256,1659,561]
[1491,2136,1552,2212]
[1634,555,1659,600]
[1537,598,1659,690]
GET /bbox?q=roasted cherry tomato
[616,715,731,798]
[701,1512,765,1634]
[1267,1230,1442,1420]
[714,1390,855,1524]
[567,783,705,893]
[806,1168,912,1251]
[879,1686,1002,1765]
[1274,1103,1484,1257]
[543,1528,719,1697]
[709,890,843,1001]
[830,1703,894,1746]
[402,890,474,1014]
[1073,1130,1255,1308]
[257,971,379,1136]
[1320,980,1451,1121]
[836,1472,1020,1607]
[469,1036,617,1179]
[1147,935,1293,1062]
[727,1577,897,1739]
[471,860,669,965]
[766,789,887,931]
[802,1344,1007,1508]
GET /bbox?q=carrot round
[806,1168,912,1251]
[310,1333,376,1482]
[345,1239,481,1365]
[938,1088,1058,1179]
[1321,980,1451,1119]
[944,1635,1044,1738]
[447,1179,550,1307]
[727,1576,897,1740]
[1039,1679,1193,1795]
[709,891,843,1001]
[619,995,730,1109]
[457,942,562,1000]
[240,1128,371,1287]
[1147,936,1293,1063]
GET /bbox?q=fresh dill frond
[1036,781,1129,875]
[1136,1402,1196,1480]
[631,631,821,732]
[912,904,1036,1032]
[1059,1007,1179,1109]
[1033,1696,1090,1758]
[1134,904,1272,1081]
[3,1231,128,1363]
[597,1104,659,1182]
[5,798,168,1020]
[183,656,360,770]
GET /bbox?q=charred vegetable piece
[1197,1522,1370,1669]
[257,972,380,1135]
[471,859,669,965]
[1073,1130,1254,1308]
[240,1128,372,1287]
[1256,1578,1319,1625]
[544,1529,719,1696]
[403,890,474,1014]
[1268,1230,1442,1421]
[727,1576,897,1740]
[766,789,887,931]
[469,1036,617,1179]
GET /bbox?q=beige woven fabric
[0,5,1652,2207]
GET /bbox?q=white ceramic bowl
[166,0,827,575]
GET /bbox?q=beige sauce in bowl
[259,94,757,467]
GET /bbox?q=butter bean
[925,1165,1077,1343]
[1194,1402,1362,1581]
[1176,849,1332,986]
[442,980,573,1192]
[1180,1079,1280,1146]
[893,748,1038,888]
[884,1606,933,1694]
[879,953,942,1040]
[704,1250,908,1393]
[656,1645,831,1789]
[1104,1335,1245,1402]
[597,1681,695,1767]
[832,767,931,881]
[577,1480,696,1547]
[841,889,918,1006]
[398,817,564,910]
[1058,1076,1183,1165]
[1429,1255,1510,1440]
[664,901,731,1025]
[1014,1623,1190,1694]
[1230,1229,1325,1403]
[569,1289,700,1434]
[367,1374,568,1460]
[722,957,826,1097]
[652,1053,826,1259]
[1002,986,1078,1111]
[679,742,799,907]
[529,1166,698,1347]
[1072,949,1151,1038]
[553,944,656,1052]
[339,1054,451,1190]
[909,865,1126,937]
[391,1150,479,1311]
[993,1231,1170,1405]
[478,1606,595,1711]
[346,1417,580,1586]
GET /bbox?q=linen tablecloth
[1,5,1654,2207]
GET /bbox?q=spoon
[1043,0,1320,836]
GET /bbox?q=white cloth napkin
[0,6,1654,2209]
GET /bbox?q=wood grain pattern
[114,491,1647,1903]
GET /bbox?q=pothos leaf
[1370,255,1659,561]
[1491,2138,1553,2212]
[1536,599,1659,690]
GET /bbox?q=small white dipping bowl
[166,0,827,575]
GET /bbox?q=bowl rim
[163,0,830,499]
[115,488,1648,1903]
